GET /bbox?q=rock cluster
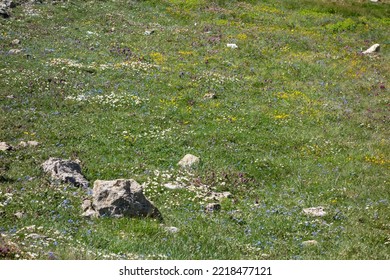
[37,152,232,222]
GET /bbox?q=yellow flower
[150,52,166,64]
[237,33,248,40]
[274,114,289,119]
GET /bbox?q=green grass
[1,0,389,260]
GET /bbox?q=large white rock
[83,179,162,220]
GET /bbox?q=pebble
[144,30,155,35]
[11,39,20,45]
[205,203,221,213]
[302,240,318,246]
[303,207,327,217]
[203,92,217,99]
[227,43,238,49]
[8,49,22,55]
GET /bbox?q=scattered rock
[11,39,20,45]
[42,157,89,188]
[82,179,162,220]
[6,95,14,99]
[205,203,221,213]
[144,30,155,35]
[81,199,92,212]
[208,191,232,201]
[0,234,20,259]
[18,140,39,148]
[163,182,184,190]
[0,142,12,151]
[8,49,22,55]
[25,233,46,240]
[81,208,96,218]
[163,226,179,234]
[203,92,217,99]
[14,211,25,219]
[303,206,327,217]
[302,240,318,247]
[178,154,200,168]
[362,44,380,54]
[370,0,380,3]
[17,225,36,233]
[227,43,238,49]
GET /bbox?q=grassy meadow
[0,0,389,259]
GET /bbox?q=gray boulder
[82,179,162,220]
[42,157,89,188]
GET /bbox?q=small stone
[209,191,232,201]
[164,183,183,190]
[203,92,217,99]
[24,225,36,232]
[303,206,327,217]
[81,199,92,211]
[144,30,155,35]
[178,154,200,168]
[8,49,22,55]
[14,212,25,219]
[0,142,12,151]
[18,141,39,148]
[6,95,15,99]
[82,209,97,218]
[302,240,318,246]
[205,203,221,213]
[362,44,380,54]
[18,141,28,148]
[26,233,46,240]
[27,140,39,146]
[11,39,20,45]
[164,226,179,233]
[227,43,238,49]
